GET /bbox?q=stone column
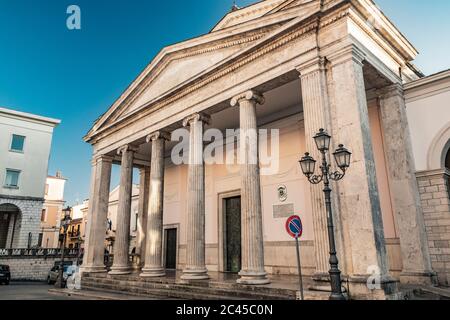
[81,155,112,273]
[134,166,150,270]
[297,57,332,280]
[109,145,138,275]
[181,113,210,280]
[378,84,436,285]
[327,45,396,298]
[141,131,170,278]
[231,90,270,285]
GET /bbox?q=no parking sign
[286,215,304,300]
[286,215,303,239]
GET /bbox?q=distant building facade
[0,107,60,248]
[39,172,67,248]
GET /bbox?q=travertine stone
[141,132,170,278]
[181,113,210,280]
[134,166,150,269]
[81,155,112,273]
[297,57,332,278]
[378,84,436,285]
[231,90,270,285]
[327,46,396,297]
[109,145,138,275]
[417,169,450,286]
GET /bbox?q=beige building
[80,0,445,299]
[39,172,67,248]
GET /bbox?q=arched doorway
[0,203,21,249]
[445,146,450,170]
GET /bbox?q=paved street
[0,282,86,300]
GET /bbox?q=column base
[109,265,132,275]
[347,274,401,300]
[312,272,330,283]
[140,267,166,278]
[399,271,438,286]
[237,270,270,285]
[181,268,209,280]
[80,265,107,274]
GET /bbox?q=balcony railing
[0,248,82,258]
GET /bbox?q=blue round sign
[286,215,303,239]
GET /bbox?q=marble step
[82,278,295,300]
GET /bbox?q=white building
[0,107,60,248]
[405,69,450,285]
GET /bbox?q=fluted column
[181,113,210,280]
[110,145,138,275]
[297,57,332,279]
[81,155,112,273]
[327,45,396,297]
[141,131,170,278]
[231,90,270,285]
[378,84,436,285]
[134,166,150,270]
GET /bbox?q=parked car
[47,262,73,285]
[0,265,11,285]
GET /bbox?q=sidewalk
[49,287,171,300]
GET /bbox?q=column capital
[230,90,265,107]
[146,131,171,143]
[183,112,211,127]
[296,56,327,77]
[326,44,366,68]
[376,83,404,99]
[92,154,114,165]
[117,144,139,155]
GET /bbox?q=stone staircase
[81,272,330,300]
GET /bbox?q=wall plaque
[273,203,294,218]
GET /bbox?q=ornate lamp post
[55,206,72,289]
[299,129,352,300]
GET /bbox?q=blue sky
[0,0,449,205]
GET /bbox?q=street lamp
[55,206,72,289]
[299,129,352,300]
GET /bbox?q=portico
[81,0,436,299]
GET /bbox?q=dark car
[0,265,11,285]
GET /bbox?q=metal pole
[320,150,345,300]
[295,236,304,300]
[56,229,67,288]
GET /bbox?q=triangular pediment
[86,1,322,141]
[120,40,255,119]
[88,24,281,136]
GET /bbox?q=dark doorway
[164,228,177,269]
[225,196,241,273]
[0,213,11,248]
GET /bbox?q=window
[10,134,25,152]
[37,233,43,247]
[41,209,47,222]
[4,169,20,188]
